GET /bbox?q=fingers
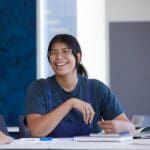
[71,98,95,124]
[104,128,114,133]
[83,103,95,124]
[82,105,87,123]
[88,104,95,124]
[84,104,90,124]
[98,120,114,133]
[98,120,112,130]
[99,120,112,125]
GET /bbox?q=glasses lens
[49,48,72,57]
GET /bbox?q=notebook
[74,132,133,142]
[133,126,150,139]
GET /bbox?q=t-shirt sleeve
[99,82,124,120]
[26,80,47,115]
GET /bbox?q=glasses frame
[48,48,72,58]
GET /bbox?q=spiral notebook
[74,132,133,142]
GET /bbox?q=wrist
[66,98,74,109]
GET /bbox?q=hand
[69,98,95,124]
[98,120,131,134]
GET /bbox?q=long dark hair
[47,34,88,77]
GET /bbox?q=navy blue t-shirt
[26,75,124,137]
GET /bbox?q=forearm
[27,100,73,137]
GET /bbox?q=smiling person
[26,34,135,137]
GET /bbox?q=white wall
[77,0,107,84]
[106,0,150,21]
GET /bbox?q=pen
[40,137,53,141]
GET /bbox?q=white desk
[0,139,150,149]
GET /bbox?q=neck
[56,71,78,92]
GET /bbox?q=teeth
[56,63,66,66]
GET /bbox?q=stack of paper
[74,132,133,142]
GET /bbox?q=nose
[56,52,63,59]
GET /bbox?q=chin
[55,71,68,76]
[53,67,76,77]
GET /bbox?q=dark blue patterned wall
[0,0,36,126]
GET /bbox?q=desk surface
[0,138,150,149]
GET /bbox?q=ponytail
[77,63,88,77]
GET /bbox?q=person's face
[48,42,78,76]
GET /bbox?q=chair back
[19,115,31,138]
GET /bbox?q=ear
[77,53,81,63]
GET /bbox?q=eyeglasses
[48,48,72,58]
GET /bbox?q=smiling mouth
[55,62,68,69]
